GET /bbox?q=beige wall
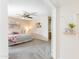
[58,2,79,59]
[8,17,34,34]
[32,16,48,41]
[0,0,8,58]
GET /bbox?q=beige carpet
[9,39,51,59]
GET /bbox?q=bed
[8,33,32,46]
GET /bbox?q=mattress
[9,34,32,45]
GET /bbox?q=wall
[8,17,34,34]
[0,0,8,59]
[58,1,79,59]
[31,15,49,41]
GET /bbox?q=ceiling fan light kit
[17,11,37,19]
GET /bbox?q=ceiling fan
[17,11,37,19]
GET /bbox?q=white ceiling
[52,0,79,7]
[8,0,52,16]
[8,0,79,16]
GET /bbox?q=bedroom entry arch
[51,6,57,59]
[48,2,59,59]
[44,0,59,58]
[51,6,60,59]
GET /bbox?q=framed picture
[36,22,42,28]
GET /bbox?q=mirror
[8,0,53,59]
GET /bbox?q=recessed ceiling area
[8,0,52,16]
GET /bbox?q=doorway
[48,16,52,40]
